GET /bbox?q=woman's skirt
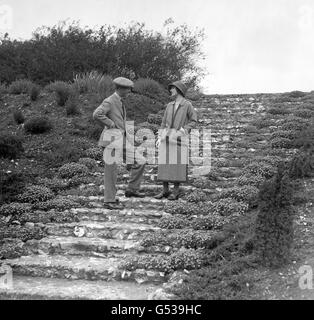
[157,135,188,182]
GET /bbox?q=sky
[0,0,313,94]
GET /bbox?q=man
[93,77,146,210]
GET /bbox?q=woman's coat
[157,98,198,182]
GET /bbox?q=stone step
[44,220,161,240]
[5,255,166,284]
[24,236,173,257]
[0,275,159,300]
[67,195,169,210]
[71,207,166,225]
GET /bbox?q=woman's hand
[179,127,186,135]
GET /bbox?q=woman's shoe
[167,191,180,201]
[154,191,171,199]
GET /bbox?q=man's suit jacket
[93,93,128,148]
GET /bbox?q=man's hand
[156,138,161,148]
[108,121,116,129]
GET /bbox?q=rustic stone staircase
[0,94,280,300]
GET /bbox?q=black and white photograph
[0,0,314,305]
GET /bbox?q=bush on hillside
[133,78,168,103]
[78,157,98,171]
[24,116,53,134]
[124,93,165,124]
[16,185,54,204]
[288,149,314,179]
[270,137,294,149]
[73,71,114,100]
[294,109,314,119]
[292,126,314,150]
[30,84,41,101]
[254,168,295,267]
[37,138,89,168]
[243,161,277,179]
[0,134,24,159]
[13,109,25,125]
[0,21,205,87]
[267,107,291,115]
[58,163,89,179]
[8,79,35,94]
[65,90,81,116]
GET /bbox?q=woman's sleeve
[183,103,198,132]
[160,105,168,129]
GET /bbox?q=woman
[155,81,198,200]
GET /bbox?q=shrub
[73,71,114,100]
[16,185,54,203]
[32,197,78,211]
[48,81,71,106]
[292,126,314,150]
[140,230,214,249]
[182,190,208,203]
[212,198,248,217]
[13,109,25,125]
[286,90,307,98]
[0,239,27,259]
[36,177,69,192]
[185,88,201,101]
[84,147,103,161]
[38,138,88,168]
[121,248,207,272]
[254,169,295,267]
[147,113,163,125]
[0,203,31,217]
[236,174,265,188]
[8,79,35,94]
[18,210,79,224]
[0,134,24,159]
[218,186,259,208]
[294,109,314,119]
[164,200,212,216]
[267,107,290,115]
[169,259,255,300]
[288,149,314,179]
[281,117,310,132]
[68,175,93,187]
[251,118,277,129]
[270,137,294,149]
[192,214,229,230]
[124,93,164,124]
[24,116,53,134]
[133,78,168,103]
[30,84,41,101]
[158,216,188,229]
[243,161,276,179]
[270,130,298,141]
[0,225,46,241]
[66,96,80,116]
[58,163,89,179]
[78,157,98,171]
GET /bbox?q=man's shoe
[103,202,125,210]
[154,191,171,199]
[125,190,146,198]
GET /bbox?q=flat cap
[113,77,134,88]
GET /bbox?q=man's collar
[114,92,122,101]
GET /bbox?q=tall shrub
[254,166,295,267]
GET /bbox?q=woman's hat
[168,81,187,97]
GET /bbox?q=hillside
[1,88,314,300]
